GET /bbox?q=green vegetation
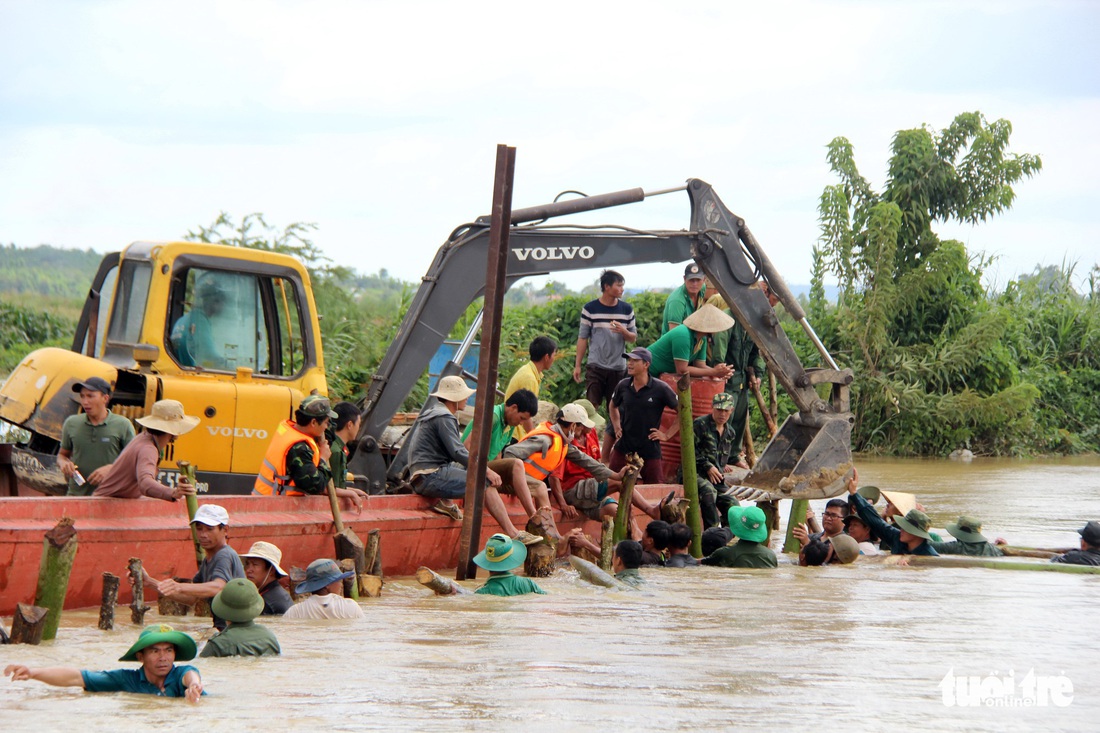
[2,112,1096,456]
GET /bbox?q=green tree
[812,112,1045,455]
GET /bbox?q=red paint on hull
[0,487,673,615]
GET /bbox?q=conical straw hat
[682,304,734,334]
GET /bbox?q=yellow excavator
[0,241,328,495]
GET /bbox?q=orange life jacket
[253,420,320,496]
[520,422,568,480]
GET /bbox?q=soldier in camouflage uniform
[691,392,741,529]
[706,281,778,448]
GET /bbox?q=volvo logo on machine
[206,426,269,439]
[512,246,595,262]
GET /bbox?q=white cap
[560,403,595,428]
[191,504,229,527]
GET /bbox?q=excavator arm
[351,179,854,499]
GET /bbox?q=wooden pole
[523,507,559,578]
[338,559,359,600]
[328,480,366,583]
[768,372,778,426]
[10,604,49,645]
[612,459,641,543]
[599,516,615,571]
[33,517,77,641]
[98,572,120,630]
[783,499,809,553]
[456,143,515,581]
[359,528,383,597]
[742,411,757,467]
[676,374,703,557]
[417,567,472,595]
[177,462,204,570]
[750,381,778,437]
[127,558,150,625]
[158,591,191,616]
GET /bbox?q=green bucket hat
[893,509,933,541]
[856,485,881,504]
[473,533,528,572]
[946,515,988,544]
[211,577,265,623]
[119,623,198,662]
[712,392,735,410]
[728,506,768,543]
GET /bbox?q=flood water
[3,457,1099,732]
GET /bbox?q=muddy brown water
[2,457,1098,731]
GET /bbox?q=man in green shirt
[57,376,135,495]
[661,263,707,334]
[613,539,646,587]
[464,389,543,521]
[200,578,281,657]
[691,392,742,529]
[330,402,369,501]
[702,505,778,568]
[647,305,734,381]
[474,533,547,597]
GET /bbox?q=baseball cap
[684,263,705,280]
[712,392,735,409]
[191,504,230,527]
[623,347,652,364]
[72,376,112,395]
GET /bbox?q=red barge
[0,487,670,616]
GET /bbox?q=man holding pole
[92,399,197,501]
[145,504,245,629]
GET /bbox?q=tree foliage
[804,111,1100,456]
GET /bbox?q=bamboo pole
[882,554,1100,575]
[98,572,120,631]
[599,516,615,571]
[33,517,78,641]
[676,374,702,557]
[999,545,1073,559]
[612,460,641,544]
[359,528,383,596]
[177,462,204,570]
[783,499,809,553]
[127,558,150,625]
[10,604,49,645]
[416,567,471,595]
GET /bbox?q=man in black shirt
[609,347,678,485]
[1052,520,1100,566]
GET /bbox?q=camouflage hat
[946,515,988,544]
[712,392,735,410]
[299,395,338,419]
[893,508,933,541]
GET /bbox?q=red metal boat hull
[0,487,672,615]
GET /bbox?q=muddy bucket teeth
[733,416,854,502]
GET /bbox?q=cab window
[167,268,306,377]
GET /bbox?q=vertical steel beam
[456,144,516,580]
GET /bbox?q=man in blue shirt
[3,623,203,701]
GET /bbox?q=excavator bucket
[726,416,855,502]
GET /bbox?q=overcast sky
[1,0,1096,293]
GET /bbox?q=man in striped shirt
[573,269,637,414]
